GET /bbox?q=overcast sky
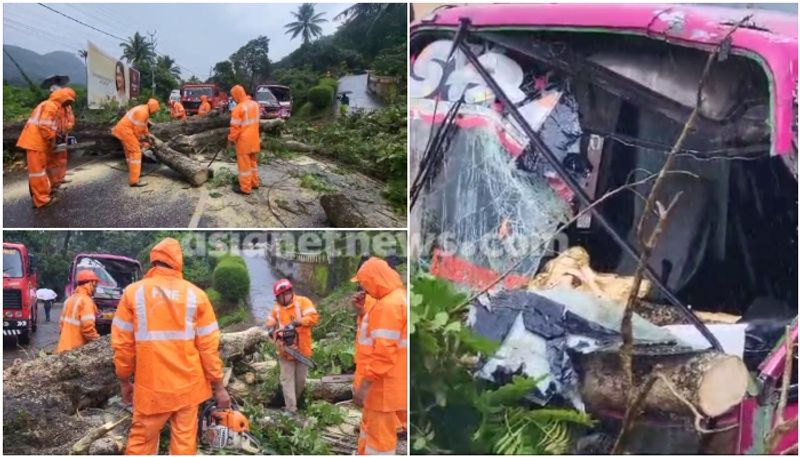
[3,3,354,78]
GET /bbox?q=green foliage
[272,66,318,108]
[410,273,594,454]
[299,173,334,193]
[245,403,330,455]
[311,337,355,376]
[211,255,250,305]
[205,287,222,307]
[3,84,45,121]
[217,305,249,328]
[305,400,346,427]
[307,85,334,110]
[318,77,338,90]
[184,257,213,288]
[284,3,328,44]
[207,166,238,189]
[287,103,406,212]
[230,36,272,89]
[371,43,407,79]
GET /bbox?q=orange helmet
[76,269,101,284]
[147,98,160,113]
[212,409,250,432]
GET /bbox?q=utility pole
[148,30,157,96]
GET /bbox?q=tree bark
[167,127,230,155]
[320,193,369,228]
[150,137,209,186]
[3,328,272,455]
[577,349,749,418]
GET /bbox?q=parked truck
[3,242,38,344]
[64,253,142,335]
[180,83,229,115]
[257,84,292,119]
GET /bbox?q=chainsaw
[198,401,262,454]
[269,324,317,369]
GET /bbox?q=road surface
[337,73,384,114]
[3,152,403,228]
[3,301,62,368]
[242,246,279,323]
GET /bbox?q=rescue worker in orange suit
[265,279,319,413]
[16,87,76,208]
[55,269,100,353]
[112,98,160,188]
[198,95,212,116]
[50,87,77,189]
[169,99,186,121]
[352,258,407,438]
[111,238,230,455]
[227,85,261,195]
[352,257,408,455]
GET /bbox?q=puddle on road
[241,247,278,323]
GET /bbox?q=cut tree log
[3,327,271,455]
[306,378,354,403]
[283,140,316,153]
[168,127,230,154]
[150,137,209,186]
[577,348,750,418]
[70,416,129,455]
[320,193,369,228]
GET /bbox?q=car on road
[64,253,142,335]
[169,89,181,104]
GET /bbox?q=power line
[35,3,203,78]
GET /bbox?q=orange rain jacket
[353,257,408,412]
[55,88,76,134]
[198,96,211,116]
[112,99,159,141]
[111,238,223,416]
[170,101,186,120]
[265,294,319,358]
[16,89,74,151]
[55,283,100,353]
[227,85,261,155]
[354,294,377,389]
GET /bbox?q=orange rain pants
[126,403,198,455]
[26,149,52,207]
[228,85,261,194]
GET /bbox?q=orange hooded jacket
[227,85,261,155]
[111,238,223,415]
[266,294,319,358]
[55,283,100,353]
[353,257,407,412]
[354,294,377,389]
[112,99,159,141]
[170,101,186,120]
[198,96,211,116]
[17,89,75,151]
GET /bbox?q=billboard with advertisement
[86,41,140,109]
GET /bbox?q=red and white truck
[3,242,38,344]
[180,83,229,115]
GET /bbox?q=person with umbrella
[36,287,57,322]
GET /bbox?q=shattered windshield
[255,88,279,106]
[76,257,118,288]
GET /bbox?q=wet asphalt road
[3,155,200,228]
[242,246,279,323]
[3,302,62,369]
[337,73,384,113]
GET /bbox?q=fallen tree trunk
[321,193,369,228]
[306,378,354,403]
[168,127,230,154]
[3,328,271,455]
[150,137,209,186]
[577,349,749,418]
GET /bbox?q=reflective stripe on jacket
[55,284,99,353]
[111,263,222,415]
[265,295,319,357]
[112,104,150,140]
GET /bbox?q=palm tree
[77,49,88,66]
[119,32,155,66]
[334,3,398,22]
[157,55,181,79]
[284,3,327,44]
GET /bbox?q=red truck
[64,253,142,334]
[180,83,229,116]
[3,242,38,344]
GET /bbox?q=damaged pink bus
[410,4,796,454]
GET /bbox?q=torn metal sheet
[470,288,678,409]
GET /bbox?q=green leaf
[430,311,448,330]
[444,320,462,333]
